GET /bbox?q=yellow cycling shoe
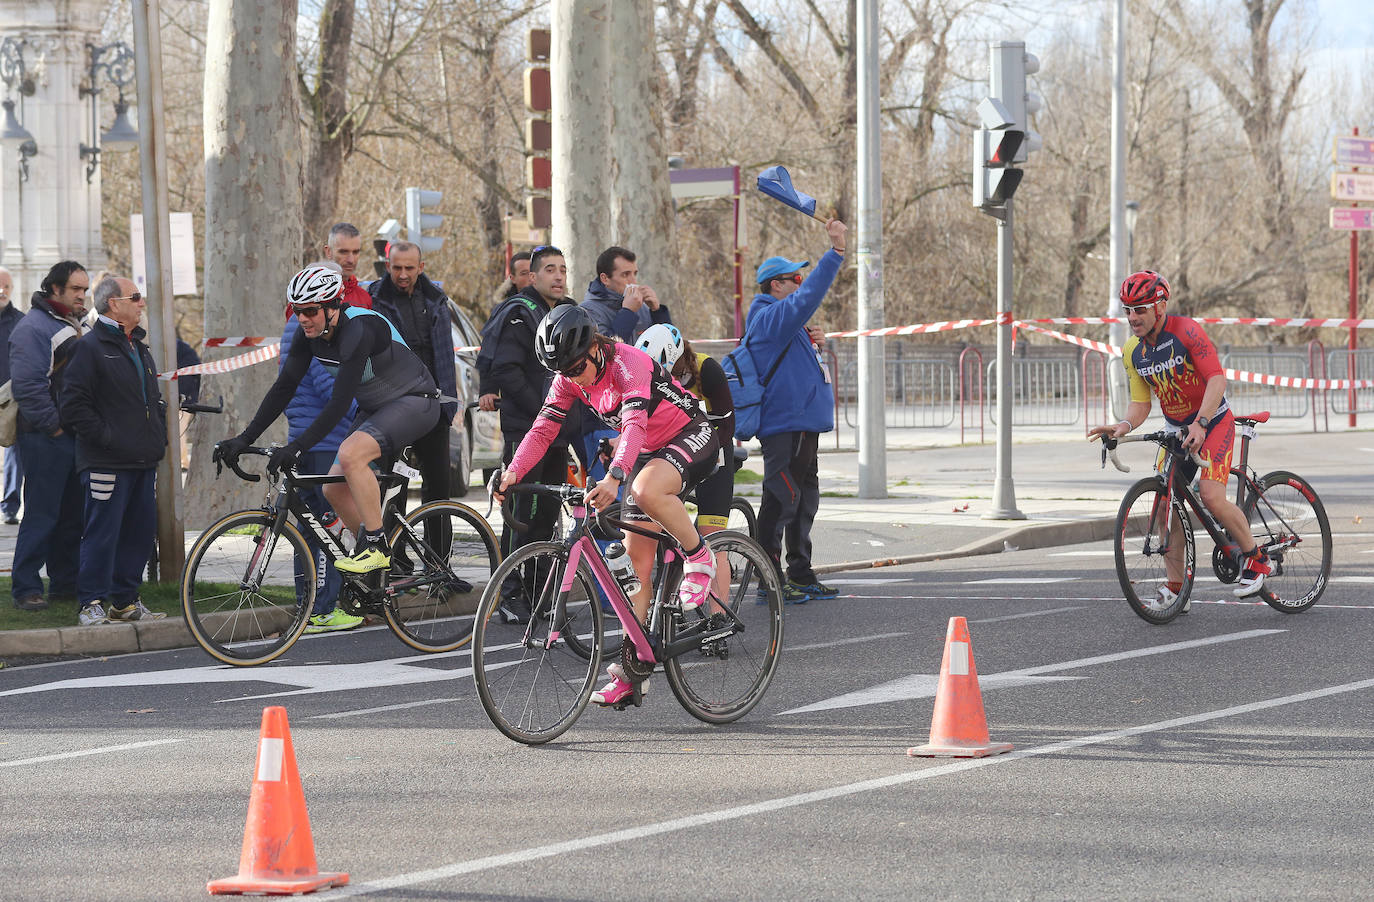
[335,546,391,575]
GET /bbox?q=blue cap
[755,256,810,285]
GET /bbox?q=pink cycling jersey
[508,344,699,481]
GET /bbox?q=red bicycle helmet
[1119,270,1170,306]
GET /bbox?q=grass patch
[0,577,185,630]
[733,469,763,484]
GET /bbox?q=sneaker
[1148,584,1178,613]
[590,663,648,706]
[335,545,391,575]
[3,515,18,525]
[756,582,809,604]
[497,594,532,625]
[1234,549,1272,598]
[78,603,109,626]
[12,594,48,612]
[108,599,168,621]
[678,543,716,612]
[792,579,838,600]
[304,607,365,633]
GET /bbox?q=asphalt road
[2,525,1371,900]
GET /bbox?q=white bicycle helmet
[635,323,684,368]
[286,265,344,309]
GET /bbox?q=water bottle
[605,542,641,595]
[322,513,350,545]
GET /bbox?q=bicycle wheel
[384,500,501,653]
[1114,477,1194,625]
[472,542,603,744]
[181,510,313,666]
[1245,470,1332,613]
[728,496,757,538]
[664,530,783,723]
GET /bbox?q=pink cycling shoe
[677,542,716,612]
[591,663,649,706]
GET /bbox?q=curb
[0,515,1117,663]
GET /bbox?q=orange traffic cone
[207,706,349,895]
[907,617,1013,758]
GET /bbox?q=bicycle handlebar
[1098,430,1203,474]
[491,469,625,539]
[181,395,225,415]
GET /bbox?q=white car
[449,301,503,496]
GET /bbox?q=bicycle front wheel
[1246,470,1332,613]
[181,510,313,666]
[664,530,783,724]
[472,542,603,745]
[1114,478,1194,625]
[728,496,757,538]
[384,500,500,652]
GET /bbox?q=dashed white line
[0,738,185,768]
[965,577,1082,585]
[972,606,1086,623]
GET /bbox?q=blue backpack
[722,335,787,441]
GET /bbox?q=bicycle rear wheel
[181,510,313,666]
[664,530,783,723]
[1245,470,1331,613]
[728,496,757,538]
[384,500,500,652]
[472,542,603,744]
[1114,478,1194,625]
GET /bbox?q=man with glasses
[1088,270,1270,605]
[8,261,90,614]
[59,277,169,625]
[486,245,581,623]
[0,266,24,525]
[746,219,847,605]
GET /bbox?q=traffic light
[990,41,1041,162]
[373,218,400,278]
[973,97,1023,209]
[524,27,552,235]
[404,188,443,254]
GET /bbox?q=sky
[1312,0,1374,49]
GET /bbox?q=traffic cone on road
[207,706,349,895]
[907,616,1013,758]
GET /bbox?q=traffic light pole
[855,0,886,499]
[988,198,1024,520]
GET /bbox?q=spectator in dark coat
[0,266,24,525]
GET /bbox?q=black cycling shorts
[622,417,719,523]
[352,394,440,459]
[691,454,734,529]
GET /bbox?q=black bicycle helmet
[535,304,595,372]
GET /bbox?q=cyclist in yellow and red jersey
[1088,270,1270,605]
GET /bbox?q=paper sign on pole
[1332,172,1374,202]
[130,212,198,295]
[1330,208,1374,230]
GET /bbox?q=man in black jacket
[488,245,580,622]
[368,241,459,500]
[59,276,168,625]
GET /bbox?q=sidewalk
[2,425,1368,662]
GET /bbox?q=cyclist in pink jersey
[495,305,719,706]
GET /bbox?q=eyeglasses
[1122,303,1158,316]
[294,305,324,318]
[112,293,143,303]
[772,272,801,285]
[560,356,591,378]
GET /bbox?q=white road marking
[788,632,910,652]
[310,698,461,720]
[819,577,911,585]
[972,606,1086,623]
[1047,550,1115,557]
[320,675,1374,899]
[0,738,185,768]
[778,628,1283,715]
[964,577,1082,584]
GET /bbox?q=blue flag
[757,165,818,218]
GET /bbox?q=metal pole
[132,0,184,580]
[988,198,1024,520]
[1106,0,1128,418]
[732,165,743,339]
[1350,127,1360,428]
[856,0,886,498]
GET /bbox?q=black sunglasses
[112,293,143,303]
[560,356,591,378]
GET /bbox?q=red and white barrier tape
[1015,321,1374,390]
[158,343,281,380]
[1020,315,1374,329]
[202,336,276,348]
[823,313,1011,339]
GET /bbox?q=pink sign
[1330,208,1374,230]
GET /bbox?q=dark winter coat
[59,317,167,471]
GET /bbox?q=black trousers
[411,417,451,503]
[756,430,820,584]
[499,434,568,596]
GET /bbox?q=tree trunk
[190,0,304,526]
[551,0,612,290]
[301,0,355,260]
[610,0,679,305]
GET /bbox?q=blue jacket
[280,316,356,453]
[368,273,459,425]
[0,302,23,385]
[59,318,167,471]
[8,292,86,436]
[743,249,842,437]
[579,279,672,342]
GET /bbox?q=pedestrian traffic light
[404,188,443,254]
[973,97,1023,210]
[990,41,1041,163]
[524,27,552,232]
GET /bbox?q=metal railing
[1327,347,1374,415]
[985,355,1081,425]
[1221,349,1309,419]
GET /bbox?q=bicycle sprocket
[619,641,655,683]
[1211,545,1239,584]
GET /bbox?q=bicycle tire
[728,496,757,539]
[1245,470,1331,613]
[181,509,313,666]
[664,530,784,723]
[383,500,501,653]
[1114,478,1194,625]
[472,542,603,745]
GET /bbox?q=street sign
[1333,135,1374,166]
[1332,171,1374,202]
[1330,208,1374,230]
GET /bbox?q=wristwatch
[1195,415,1211,430]
[607,465,626,483]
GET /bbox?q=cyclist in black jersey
[215,266,441,574]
